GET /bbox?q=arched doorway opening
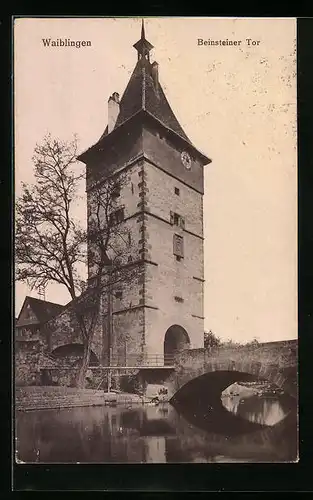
[49,344,100,387]
[51,343,99,366]
[164,325,190,365]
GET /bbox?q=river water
[15,394,297,463]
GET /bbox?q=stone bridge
[145,340,298,400]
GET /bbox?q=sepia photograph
[14,16,298,464]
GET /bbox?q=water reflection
[145,436,166,463]
[221,395,292,426]
[15,399,297,464]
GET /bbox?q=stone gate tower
[78,21,211,366]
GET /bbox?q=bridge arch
[51,343,100,366]
[167,358,297,400]
[164,325,190,365]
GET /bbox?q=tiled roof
[18,296,65,324]
[100,58,191,144]
[78,26,210,166]
[117,58,191,142]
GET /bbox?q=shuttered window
[170,211,185,229]
[173,234,184,258]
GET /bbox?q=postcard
[14,16,298,465]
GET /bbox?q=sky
[14,17,297,343]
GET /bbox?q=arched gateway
[51,343,99,366]
[164,325,190,365]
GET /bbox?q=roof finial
[133,19,154,61]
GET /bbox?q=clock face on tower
[181,151,192,170]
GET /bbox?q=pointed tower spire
[141,18,145,39]
[133,19,154,61]
[77,19,211,167]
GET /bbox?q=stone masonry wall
[85,157,151,364]
[144,160,204,236]
[175,341,298,371]
[112,307,145,363]
[85,126,143,192]
[142,128,205,194]
[15,340,42,386]
[141,157,205,354]
[46,303,103,362]
[44,265,146,368]
[87,162,143,278]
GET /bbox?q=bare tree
[74,170,133,388]
[16,134,133,388]
[15,134,86,297]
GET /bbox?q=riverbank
[221,381,284,400]
[15,393,297,464]
[15,386,149,411]
[16,381,283,412]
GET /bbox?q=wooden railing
[105,354,175,368]
[39,353,175,369]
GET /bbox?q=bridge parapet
[169,339,298,398]
[174,340,297,370]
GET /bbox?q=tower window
[174,296,184,303]
[173,234,184,258]
[111,182,121,198]
[115,291,123,299]
[174,187,180,196]
[110,208,125,225]
[170,211,185,229]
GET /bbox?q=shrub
[204,330,221,350]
